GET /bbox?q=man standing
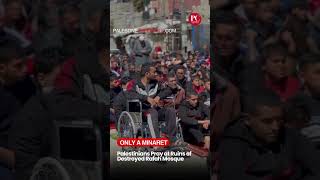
[132,35,152,68]
[0,43,27,179]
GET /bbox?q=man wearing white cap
[132,35,152,69]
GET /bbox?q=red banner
[117,138,170,147]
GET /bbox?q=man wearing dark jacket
[110,74,121,105]
[159,73,186,109]
[60,5,84,57]
[175,65,188,90]
[210,71,241,152]
[156,73,185,143]
[213,11,246,87]
[200,79,210,107]
[239,43,301,102]
[8,47,106,180]
[114,63,176,139]
[178,91,210,149]
[290,54,320,145]
[113,75,142,123]
[214,95,320,180]
[0,43,27,179]
[294,54,320,119]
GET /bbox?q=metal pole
[180,0,184,52]
[172,0,175,51]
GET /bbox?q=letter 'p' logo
[188,12,202,26]
[191,15,198,21]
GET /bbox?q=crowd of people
[0,0,108,180]
[110,35,211,149]
[2,0,320,179]
[211,0,320,179]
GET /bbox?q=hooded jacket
[214,118,320,180]
[178,100,209,126]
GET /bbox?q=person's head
[299,54,320,97]
[129,64,135,72]
[152,52,159,60]
[167,73,177,88]
[34,47,64,91]
[154,60,161,68]
[214,11,242,57]
[190,61,197,69]
[176,53,182,60]
[60,5,81,35]
[140,63,156,80]
[3,0,23,22]
[243,95,284,144]
[186,59,192,67]
[120,76,132,90]
[110,57,118,69]
[139,35,145,42]
[175,65,185,80]
[200,61,206,69]
[256,0,274,24]
[110,74,120,88]
[186,91,199,107]
[241,0,257,18]
[0,43,26,85]
[122,54,129,61]
[262,43,289,81]
[204,79,210,91]
[123,58,128,65]
[291,0,308,21]
[192,75,201,87]
[155,69,163,82]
